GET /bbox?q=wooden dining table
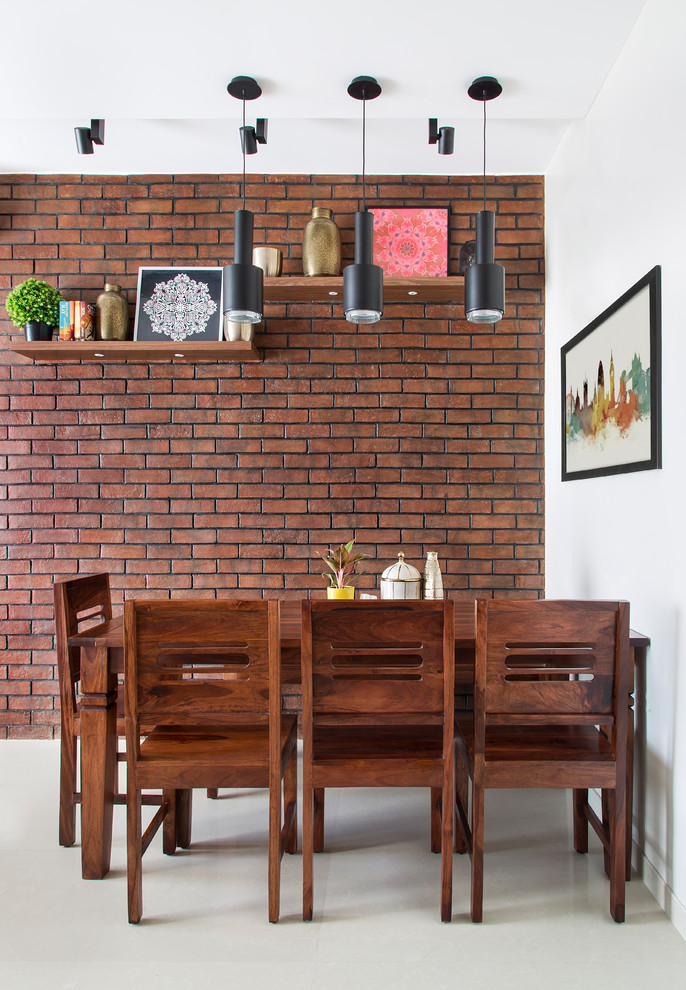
[68,598,648,881]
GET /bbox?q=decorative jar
[303,207,341,276]
[95,283,129,340]
[380,552,422,600]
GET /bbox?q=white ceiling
[0,0,648,175]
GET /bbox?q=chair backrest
[475,599,629,726]
[53,573,113,715]
[124,599,280,731]
[302,600,454,718]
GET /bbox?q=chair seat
[136,718,297,789]
[456,714,618,788]
[314,723,445,761]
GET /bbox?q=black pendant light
[465,76,505,324]
[223,76,267,325]
[343,75,383,325]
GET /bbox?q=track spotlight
[74,119,105,155]
[428,118,455,155]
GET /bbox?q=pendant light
[343,75,383,325]
[465,76,505,324]
[223,76,267,325]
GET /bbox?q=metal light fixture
[74,119,104,155]
[223,76,267,325]
[465,76,505,324]
[343,75,383,325]
[428,118,455,155]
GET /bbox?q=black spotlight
[74,119,105,155]
[428,118,455,155]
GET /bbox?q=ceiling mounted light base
[347,75,382,101]
[227,76,262,101]
[467,76,503,102]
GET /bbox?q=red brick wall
[0,172,545,737]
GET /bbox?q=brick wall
[0,172,545,737]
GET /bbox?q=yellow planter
[326,587,355,600]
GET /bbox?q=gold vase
[327,587,355,600]
[95,283,129,340]
[303,207,341,276]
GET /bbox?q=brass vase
[95,283,129,340]
[303,207,341,276]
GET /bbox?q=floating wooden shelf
[7,276,462,365]
[8,339,261,364]
[264,275,463,304]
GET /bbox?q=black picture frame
[561,266,662,482]
[133,267,223,343]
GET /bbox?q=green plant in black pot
[6,278,63,341]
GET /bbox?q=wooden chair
[454,599,629,923]
[54,573,118,847]
[124,598,298,924]
[301,599,455,922]
[54,573,165,853]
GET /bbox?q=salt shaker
[423,551,444,599]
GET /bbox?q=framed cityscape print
[371,208,449,276]
[134,267,223,343]
[561,265,661,482]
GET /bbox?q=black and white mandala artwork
[134,268,223,343]
[143,273,217,342]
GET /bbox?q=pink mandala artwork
[372,208,448,276]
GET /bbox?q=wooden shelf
[263,275,463,304]
[7,276,461,365]
[8,339,261,364]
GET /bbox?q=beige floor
[1,741,684,989]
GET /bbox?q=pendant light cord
[482,92,487,211]
[362,95,367,213]
[242,97,247,211]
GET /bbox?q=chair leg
[441,777,454,922]
[206,789,219,799]
[454,755,469,855]
[175,789,193,849]
[127,788,143,924]
[573,788,589,854]
[59,730,77,847]
[303,784,313,921]
[313,787,325,853]
[268,776,281,924]
[471,779,484,923]
[430,787,442,853]
[162,788,178,855]
[284,749,298,855]
[608,788,626,923]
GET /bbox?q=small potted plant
[314,538,369,599]
[5,277,63,341]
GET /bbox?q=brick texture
[0,172,545,737]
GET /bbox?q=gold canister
[302,207,341,276]
[95,283,129,340]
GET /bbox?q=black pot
[25,321,55,342]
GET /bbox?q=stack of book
[59,301,94,341]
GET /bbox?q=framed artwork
[371,208,449,276]
[134,267,223,343]
[561,266,661,482]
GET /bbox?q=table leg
[79,644,118,880]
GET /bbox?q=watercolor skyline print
[561,268,661,481]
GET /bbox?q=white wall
[545,0,686,936]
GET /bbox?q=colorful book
[80,303,94,341]
[59,301,71,341]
